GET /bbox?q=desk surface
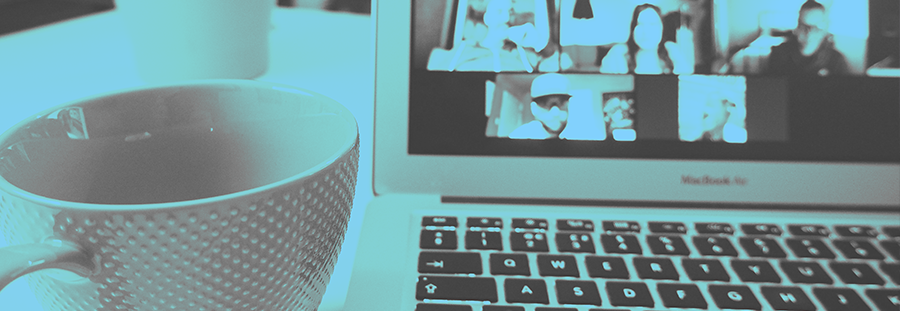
[0,7,374,311]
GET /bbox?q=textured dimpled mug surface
[0,80,359,310]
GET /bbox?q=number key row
[421,217,900,238]
[421,230,898,261]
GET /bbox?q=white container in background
[116,0,275,82]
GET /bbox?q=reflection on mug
[0,143,29,176]
[19,107,90,140]
[56,107,89,139]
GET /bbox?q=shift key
[416,276,498,302]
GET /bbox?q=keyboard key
[465,231,502,250]
[780,261,833,284]
[421,230,457,250]
[648,221,687,234]
[883,263,900,285]
[879,240,899,260]
[813,288,871,311]
[555,280,602,306]
[833,239,884,260]
[742,223,783,235]
[884,226,900,237]
[606,282,655,308]
[512,218,548,230]
[865,289,900,311]
[709,285,762,310]
[835,225,877,238]
[647,235,690,255]
[537,255,579,277]
[504,279,548,304]
[482,306,525,311]
[585,256,629,279]
[786,238,836,259]
[683,258,730,282]
[740,237,787,258]
[657,283,708,309]
[557,219,594,231]
[601,234,642,254]
[416,304,471,311]
[696,222,735,234]
[489,253,530,276]
[468,217,502,228]
[535,308,577,311]
[693,236,738,256]
[602,221,640,233]
[761,286,816,311]
[830,262,885,285]
[416,276,497,302]
[422,216,458,227]
[510,232,549,252]
[633,257,679,280]
[732,260,782,283]
[788,224,830,236]
[555,233,595,253]
[418,252,482,274]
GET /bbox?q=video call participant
[509,73,572,139]
[768,0,848,76]
[700,93,745,143]
[600,3,679,74]
[603,96,635,140]
[453,0,553,72]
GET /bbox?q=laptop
[345,0,900,310]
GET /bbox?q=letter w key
[538,255,579,277]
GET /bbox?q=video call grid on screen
[407,0,900,162]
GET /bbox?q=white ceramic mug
[116,0,275,82]
[0,80,359,310]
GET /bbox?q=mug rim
[0,79,359,211]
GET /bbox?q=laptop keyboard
[414,216,900,311]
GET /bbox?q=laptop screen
[407,0,899,163]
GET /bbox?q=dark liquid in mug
[0,86,352,205]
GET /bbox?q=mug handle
[0,238,94,291]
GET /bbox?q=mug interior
[0,82,355,205]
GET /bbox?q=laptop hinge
[440,196,898,212]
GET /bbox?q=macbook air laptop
[345,0,900,310]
